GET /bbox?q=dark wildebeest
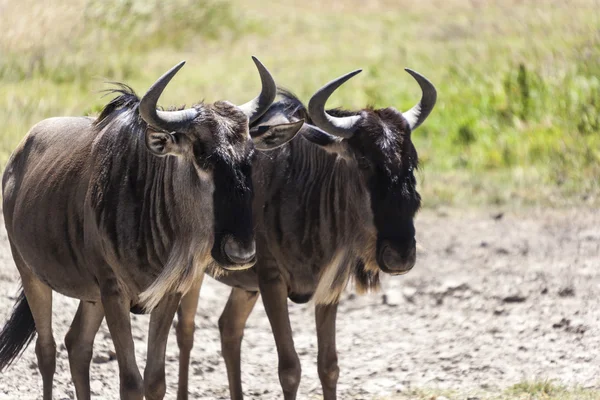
[174,68,437,399]
[0,57,303,400]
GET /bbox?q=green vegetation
[384,380,598,399]
[1,0,599,206]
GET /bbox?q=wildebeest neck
[254,135,375,271]
[89,89,214,307]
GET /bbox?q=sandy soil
[0,207,598,399]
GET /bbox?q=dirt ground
[0,207,598,399]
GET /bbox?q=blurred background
[1,0,598,207]
[1,2,599,399]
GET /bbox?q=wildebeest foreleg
[11,245,56,400]
[175,275,203,400]
[315,303,339,400]
[65,300,105,400]
[258,268,301,400]
[100,278,144,400]
[218,287,260,400]
[144,292,182,400]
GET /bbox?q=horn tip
[251,56,263,67]
[404,68,427,80]
[339,69,362,83]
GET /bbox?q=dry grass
[1,0,599,206]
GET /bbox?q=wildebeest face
[309,107,420,274]
[349,108,420,275]
[148,101,302,270]
[307,68,437,275]
[139,58,301,270]
[191,102,257,270]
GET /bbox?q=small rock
[558,286,575,297]
[90,380,103,395]
[381,293,400,306]
[403,287,418,302]
[495,247,510,255]
[541,287,548,295]
[552,317,570,329]
[92,350,117,364]
[566,319,588,334]
[436,209,449,217]
[503,294,526,303]
[92,355,110,364]
[493,306,505,316]
[492,212,504,220]
[579,229,600,241]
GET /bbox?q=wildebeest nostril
[381,245,399,268]
[224,238,256,264]
[381,241,416,273]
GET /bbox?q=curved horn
[307,69,362,139]
[402,68,437,131]
[237,56,277,124]
[139,61,199,132]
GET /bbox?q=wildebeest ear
[251,120,304,151]
[145,129,181,156]
[300,123,349,155]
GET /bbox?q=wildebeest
[0,57,303,400]
[175,68,437,399]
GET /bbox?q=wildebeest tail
[0,289,36,371]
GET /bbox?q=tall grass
[1,0,598,206]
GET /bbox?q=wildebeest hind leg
[65,300,105,400]
[218,287,259,400]
[10,244,56,400]
[258,267,301,400]
[175,275,203,400]
[144,292,182,400]
[99,277,143,400]
[315,303,340,400]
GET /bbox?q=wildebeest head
[138,58,302,270]
[307,69,437,275]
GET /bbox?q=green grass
[382,380,599,399]
[1,0,599,206]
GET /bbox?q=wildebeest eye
[193,140,207,160]
[356,156,370,170]
[192,140,214,170]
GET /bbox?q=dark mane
[275,88,362,123]
[276,88,309,121]
[93,84,142,131]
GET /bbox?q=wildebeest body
[4,111,216,302]
[0,58,303,400]
[177,68,437,400]
[214,128,374,303]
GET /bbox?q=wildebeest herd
[0,57,436,400]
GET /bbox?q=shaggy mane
[94,84,141,130]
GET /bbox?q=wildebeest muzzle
[377,238,416,275]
